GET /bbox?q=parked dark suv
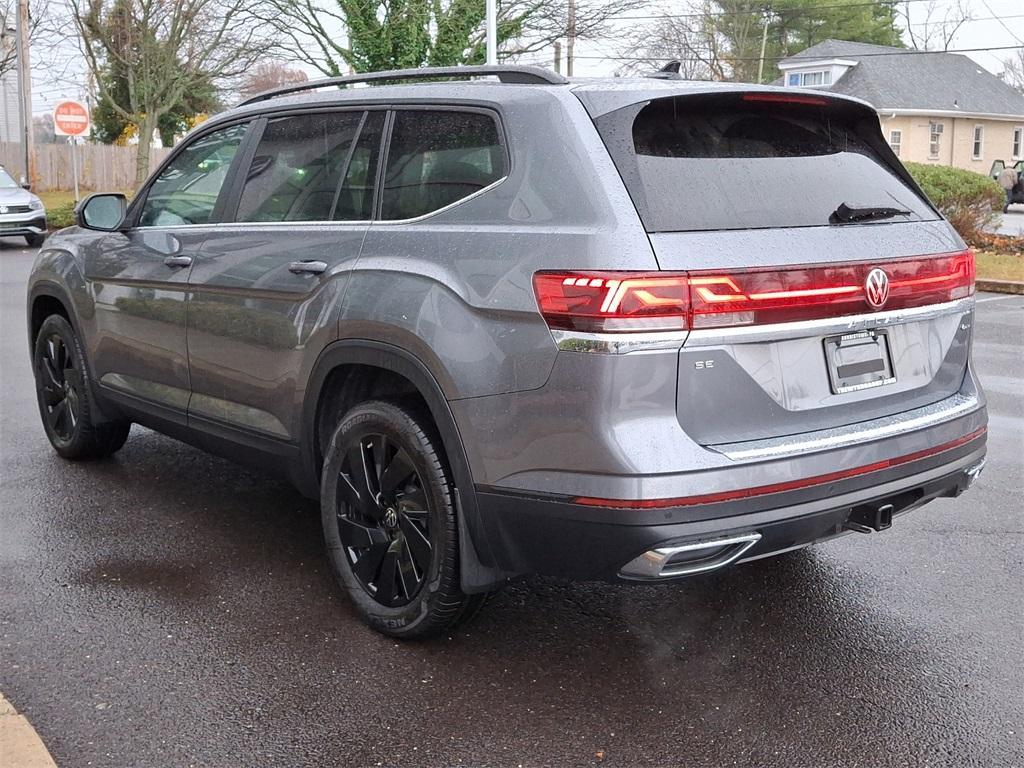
[27,66,987,638]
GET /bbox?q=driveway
[2,242,1023,767]
[996,207,1024,237]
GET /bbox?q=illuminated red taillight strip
[573,426,986,509]
[533,251,974,332]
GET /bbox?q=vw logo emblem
[864,268,890,309]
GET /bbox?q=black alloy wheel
[37,331,81,442]
[32,314,131,460]
[336,432,433,607]
[320,399,488,638]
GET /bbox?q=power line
[614,0,933,22]
[572,43,1024,63]
[977,0,1024,45]
[614,10,1024,25]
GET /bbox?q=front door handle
[164,255,192,268]
[288,260,328,275]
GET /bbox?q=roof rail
[237,65,569,107]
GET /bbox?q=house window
[889,130,902,157]
[787,71,832,87]
[1014,127,1023,158]
[929,122,943,158]
[972,125,984,160]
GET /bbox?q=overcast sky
[28,0,1024,116]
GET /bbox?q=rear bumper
[474,431,986,582]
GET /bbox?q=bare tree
[259,0,645,76]
[617,4,725,80]
[1003,48,1024,93]
[0,0,47,79]
[69,0,276,184]
[240,61,309,98]
[901,0,974,51]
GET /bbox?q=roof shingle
[779,39,1024,117]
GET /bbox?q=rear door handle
[288,260,328,275]
[164,255,192,268]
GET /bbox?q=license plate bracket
[824,330,896,394]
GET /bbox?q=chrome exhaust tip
[619,532,762,580]
[964,458,986,489]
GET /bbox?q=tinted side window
[380,110,506,220]
[334,111,384,221]
[139,124,247,227]
[237,111,364,222]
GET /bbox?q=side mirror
[76,193,127,231]
[20,183,31,191]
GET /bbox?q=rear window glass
[600,96,936,232]
[381,110,506,220]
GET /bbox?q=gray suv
[27,66,988,638]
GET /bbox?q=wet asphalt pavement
[1,243,1022,767]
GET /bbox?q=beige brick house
[777,40,1024,173]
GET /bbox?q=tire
[33,314,131,460]
[320,399,485,638]
[25,233,45,248]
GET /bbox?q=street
[1,243,1022,767]
[997,207,1024,237]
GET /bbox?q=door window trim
[219,105,387,225]
[126,102,511,228]
[126,117,257,230]
[373,104,511,225]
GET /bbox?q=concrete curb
[0,692,58,768]
[977,278,1024,295]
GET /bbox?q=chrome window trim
[372,174,510,225]
[684,296,974,347]
[550,329,689,354]
[710,391,981,462]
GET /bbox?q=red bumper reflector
[573,426,986,509]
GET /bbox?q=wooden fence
[0,142,173,192]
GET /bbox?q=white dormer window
[787,70,832,87]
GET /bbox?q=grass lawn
[37,190,81,210]
[975,251,1024,283]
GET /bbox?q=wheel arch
[302,339,507,593]
[28,281,78,347]
[28,280,124,425]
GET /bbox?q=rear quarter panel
[342,89,657,399]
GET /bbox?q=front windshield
[0,168,19,189]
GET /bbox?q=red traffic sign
[53,100,90,137]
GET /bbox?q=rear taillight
[533,251,973,332]
[532,272,690,332]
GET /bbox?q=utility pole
[757,12,770,84]
[554,41,562,74]
[14,0,32,186]
[485,0,497,65]
[566,0,576,77]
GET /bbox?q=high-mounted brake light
[741,92,829,106]
[533,251,973,333]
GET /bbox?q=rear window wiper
[830,202,912,224]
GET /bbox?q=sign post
[52,100,91,202]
